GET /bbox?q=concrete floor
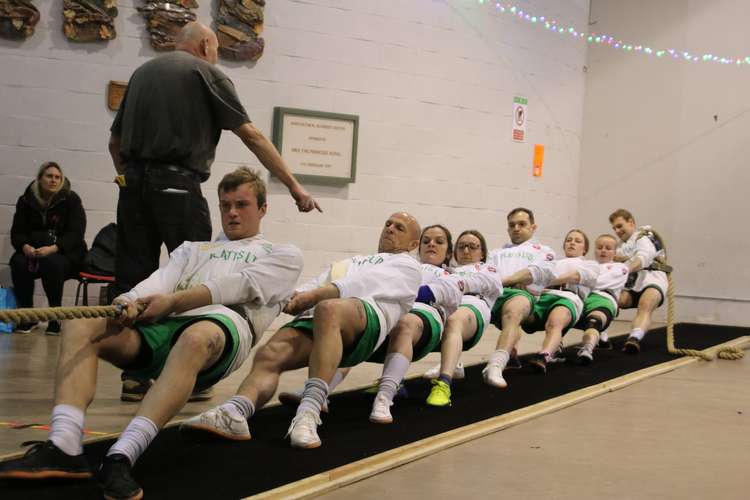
[0,320,747,500]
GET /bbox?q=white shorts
[410,301,445,335]
[458,295,491,336]
[627,270,668,298]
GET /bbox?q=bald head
[176,22,219,64]
[378,212,421,254]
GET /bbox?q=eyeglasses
[457,243,481,251]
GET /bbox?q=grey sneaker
[286,410,322,449]
[180,407,251,441]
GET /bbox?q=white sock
[107,416,159,465]
[377,353,410,403]
[297,378,329,416]
[629,328,645,341]
[599,331,609,342]
[328,369,347,392]
[49,404,85,456]
[219,395,255,420]
[489,349,510,370]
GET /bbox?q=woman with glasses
[424,230,504,407]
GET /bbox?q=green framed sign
[272,107,359,184]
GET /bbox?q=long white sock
[377,353,410,403]
[107,416,159,465]
[629,328,645,341]
[297,378,329,416]
[489,349,510,370]
[218,395,255,420]
[49,404,85,456]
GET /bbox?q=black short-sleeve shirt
[111,51,250,180]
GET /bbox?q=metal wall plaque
[272,107,359,184]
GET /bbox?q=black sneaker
[0,440,92,479]
[120,377,153,402]
[97,453,143,500]
[45,321,61,336]
[505,348,523,370]
[528,353,547,374]
[15,322,37,334]
[623,337,641,354]
[597,338,613,350]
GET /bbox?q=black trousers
[10,252,73,308]
[109,166,212,299]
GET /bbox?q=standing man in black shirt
[108,21,320,401]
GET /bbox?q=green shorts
[369,305,443,363]
[458,304,486,351]
[285,299,382,368]
[490,288,535,328]
[522,293,578,334]
[124,314,239,390]
[582,293,617,319]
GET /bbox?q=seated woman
[369,225,503,422]
[501,229,600,375]
[9,162,87,334]
[425,229,505,407]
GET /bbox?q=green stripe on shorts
[490,288,535,327]
[582,293,617,318]
[285,300,381,368]
[410,308,443,362]
[125,314,239,390]
[459,304,485,351]
[523,293,578,334]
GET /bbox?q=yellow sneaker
[425,379,451,407]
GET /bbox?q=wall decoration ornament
[0,0,39,40]
[137,0,197,51]
[216,0,265,62]
[63,0,117,42]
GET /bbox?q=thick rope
[654,236,744,361]
[0,305,123,324]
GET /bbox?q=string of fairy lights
[476,1,750,67]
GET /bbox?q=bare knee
[313,299,342,321]
[545,308,571,331]
[502,304,527,326]
[392,314,422,340]
[173,328,221,360]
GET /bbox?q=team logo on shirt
[532,244,541,250]
[487,266,496,273]
[545,253,554,261]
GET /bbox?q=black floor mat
[1,323,746,499]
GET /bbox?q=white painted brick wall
[1,0,588,307]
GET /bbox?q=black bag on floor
[84,223,117,276]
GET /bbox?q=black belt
[125,161,203,182]
[145,163,203,182]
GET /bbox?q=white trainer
[369,393,394,424]
[422,362,465,380]
[278,390,329,413]
[481,362,508,389]
[287,410,322,449]
[180,407,251,441]
[577,345,594,365]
